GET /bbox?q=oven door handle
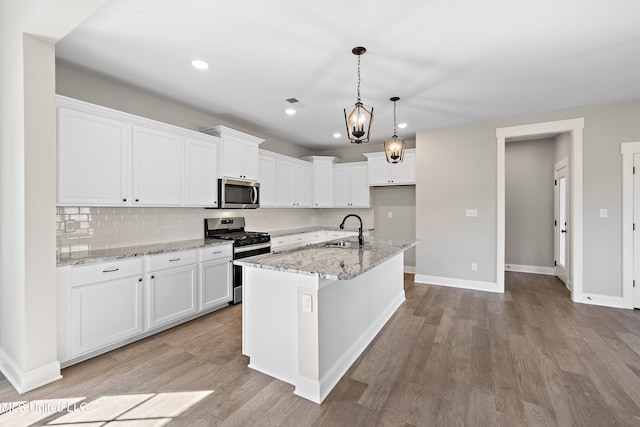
[234,242,271,255]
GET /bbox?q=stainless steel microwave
[218,178,260,209]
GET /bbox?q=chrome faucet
[339,214,364,247]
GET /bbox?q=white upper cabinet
[184,136,219,207]
[258,151,277,207]
[302,156,337,208]
[56,96,222,208]
[333,162,370,208]
[363,149,416,186]
[132,125,184,206]
[203,126,264,181]
[276,158,312,208]
[57,107,131,205]
[294,163,313,207]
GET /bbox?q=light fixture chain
[356,54,361,102]
[393,100,397,135]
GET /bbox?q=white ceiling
[55,0,640,150]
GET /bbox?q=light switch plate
[599,208,608,218]
[465,209,478,217]
[302,294,313,312]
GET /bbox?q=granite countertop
[268,226,374,237]
[234,236,417,280]
[57,238,232,267]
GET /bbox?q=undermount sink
[324,240,352,248]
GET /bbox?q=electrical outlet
[466,209,478,217]
[64,220,75,232]
[302,294,313,312]
[388,211,393,219]
[471,263,478,272]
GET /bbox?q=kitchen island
[234,236,417,404]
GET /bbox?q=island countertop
[234,236,417,280]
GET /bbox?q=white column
[0,0,107,394]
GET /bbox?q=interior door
[633,154,640,308]
[554,160,569,286]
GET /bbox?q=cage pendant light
[344,47,374,144]
[384,96,406,163]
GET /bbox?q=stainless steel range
[204,217,270,304]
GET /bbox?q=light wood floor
[2,272,640,426]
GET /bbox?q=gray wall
[56,62,313,159]
[373,186,416,268]
[555,132,571,162]
[505,138,555,267]
[416,99,640,297]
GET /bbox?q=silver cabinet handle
[102,267,119,273]
[211,250,222,255]
[169,257,181,262]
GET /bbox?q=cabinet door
[71,276,142,356]
[241,141,259,180]
[220,135,244,178]
[333,166,351,207]
[276,160,296,207]
[367,156,391,185]
[57,107,131,205]
[258,155,278,208]
[389,151,416,184]
[184,136,218,207]
[132,126,184,206]
[349,164,370,207]
[259,154,277,207]
[147,264,197,329]
[200,258,232,310]
[313,161,334,207]
[295,164,313,207]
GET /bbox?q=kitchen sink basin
[324,240,352,248]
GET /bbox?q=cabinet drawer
[71,258,143,286]
[146,249,197,271]
[199,244,233,262]
[271,235,291,248]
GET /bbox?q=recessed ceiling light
[192,59,209,70]
[333,133,341,138]
[398,123,408,129]
[285,108,296,115]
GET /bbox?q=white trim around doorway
[496,118,584,301]
[619,141,640,309]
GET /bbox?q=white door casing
[496,118,584,300]
[554,158,570,287]
[634,153,640,308]
[620,142,640,309]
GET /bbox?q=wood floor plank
[2,273,640,426]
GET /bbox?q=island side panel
[316,253,405,401]
[242,266,318,385]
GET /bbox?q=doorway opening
[496,118,584,302]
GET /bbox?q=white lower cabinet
[65,258,144,359]
[145,250,198,330]
[198,245,233,310]
[58,243,233,365]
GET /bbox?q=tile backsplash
[56,206,373,254]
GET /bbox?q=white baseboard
[505,264,555,275]
[404,266,416,274]
[414,274,501,293]
[574,292,628,309]
[0,348,62,394]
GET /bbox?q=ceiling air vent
[286,98,300,104]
